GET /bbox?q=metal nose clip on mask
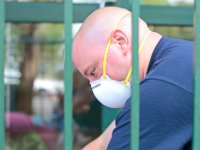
[90,13,152,108]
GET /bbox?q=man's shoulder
[117,78,193,124]
[145,36,194,94]
[161,36,193,48]
[110,79,193,150]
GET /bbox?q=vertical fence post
[131,0,140,150]
[64,0,73,150]
[0,0,5,149]
[193,0,200,150]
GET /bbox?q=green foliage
[7,132,46,150]
[142,0,168,5]
[36,24,64,79]
[175,1,193,6]
[36,24,64,40]
[150,26,193,40]
[142,0,193,40]
[38,24,64,79]
[9,23,64,79]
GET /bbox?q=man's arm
[82,121,115,150]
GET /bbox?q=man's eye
[91,68,96,76]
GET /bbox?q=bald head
[77,7,129,40]
[73,7,151,82]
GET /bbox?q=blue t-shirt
[107,36,193,150]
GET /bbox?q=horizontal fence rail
[5,2,193,26]
[0,0,5,149]
[6,2,99,23]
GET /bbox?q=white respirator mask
[90,13,151,108]
[90,75,131,108]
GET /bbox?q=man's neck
[139,31,162,80]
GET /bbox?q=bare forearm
[82,121,115,150]
[100,121,115,146]
[82,137,104,150]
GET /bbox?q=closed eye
[90,68,96,76]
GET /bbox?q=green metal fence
[0,0,5,149]
[131,0,139,149]
[193,0,200,150]
[0,0,199,150]
[64,0,73,149]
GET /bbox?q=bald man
[73,7,193,150]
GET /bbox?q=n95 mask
[90,76,131,108]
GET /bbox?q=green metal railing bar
[131,0,140,149]
[115,1,193,26]
[64,0,73,150]
[5,2,99,23]
[140,5,193,26]
[0,0,5,149]
[193,0,200,149]
[5,2,193,26]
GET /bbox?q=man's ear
[111,30,129,55]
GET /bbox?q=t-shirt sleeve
[107,79,192,150]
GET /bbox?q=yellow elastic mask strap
[124,67,132,85]
[138,30,152,55]
[103,12,130,79]
[124,30,152,85]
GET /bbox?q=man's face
[72,34,130,82]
